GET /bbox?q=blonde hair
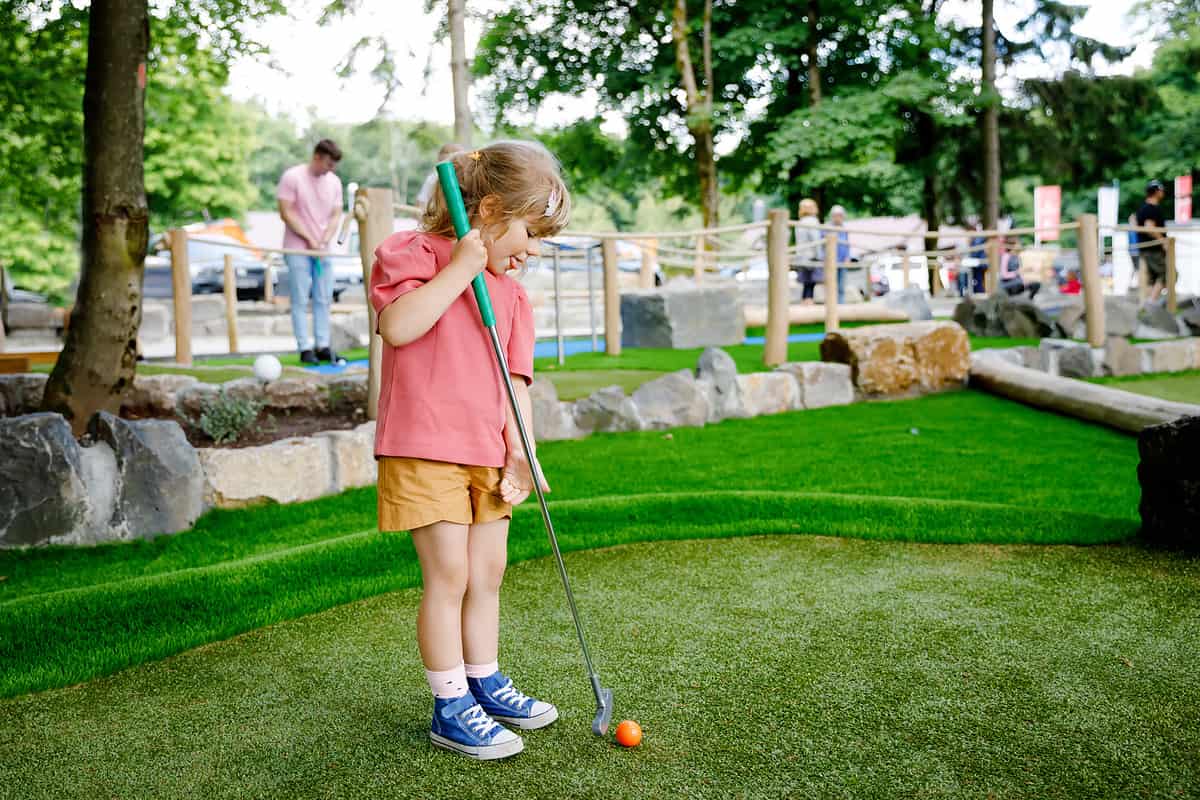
[422,140,571,240]
[798,198,819,218]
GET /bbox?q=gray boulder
[1039,339,1095,378]
[87,411,204,537]
[883,286,932,321]
[620,286,743,349]
[0,373,48,416]
[632,370,709,430]
[1103,296,1139,337]
[263,377,329,413]
[573,386,643,433]
[530,377,583,441]
[695,347,744,421]
[122,373,199,416]
[1179,298,1200,335]
[1139,302,1182,337]
[0,414,91,547]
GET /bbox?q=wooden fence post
[223,254,240,354]
[764,208,790,366]
[169,228,193,366]
[356,187,393,420]
[263,261,275,304]
[602,238,621,356]
[823,231,839,332]
[986,236,1000,294]
[640,238,658,289]
[1078,214,1105,347]
[902,249,911,289]
[693,234,706,282]
[1165,236,1177,313]
[1138,254,1149,303]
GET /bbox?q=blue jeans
[285,254,332,351]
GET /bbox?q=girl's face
[482,214,542,275]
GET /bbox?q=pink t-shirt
[276,164,342,251]
[370,230,535,467]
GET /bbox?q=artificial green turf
[542,369,667,400]
[0,391,1141,698]
[1089,370,1200,404]
[1,535,1195,799]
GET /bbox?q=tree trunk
[981,0,1000,232]
[448,0,472,146]
[672,0,719,228]
[41,0,149,435]
[806,0,822,106]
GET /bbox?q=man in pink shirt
[277,139,345,364]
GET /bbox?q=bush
[179,389,263,444]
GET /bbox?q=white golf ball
[253,354,283,382]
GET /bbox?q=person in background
[999,238,1040,299]
[277,138,345,365]
[967,220,988,295]
[828,204,852,304]
[1061,269,1082,295]
[1136,179,1169,305]
[416,143,467,209]
[792,198,824,305]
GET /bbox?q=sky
[226,0,1160,133]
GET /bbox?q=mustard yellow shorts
[377,456,511,533]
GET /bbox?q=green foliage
[179,389,264,444]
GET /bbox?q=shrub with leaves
[178,389,263,445]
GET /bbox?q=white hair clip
[544,188,560,217]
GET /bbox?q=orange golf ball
[615,719,642,747]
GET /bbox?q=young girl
[369,141,570,760]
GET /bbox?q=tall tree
[981,0,1000,232]
[41,0,150,432]
[448,0,472,145]
[671,0,718,226]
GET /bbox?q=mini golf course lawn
[1,535,1196,799]
[1091,370,1200,405]
[1,389,1195,798]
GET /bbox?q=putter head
[592,687,614,737]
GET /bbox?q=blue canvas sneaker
[430,693,523,760]
[467,671,558,730]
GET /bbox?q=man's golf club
[435,160,613,737]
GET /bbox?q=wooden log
[223,254,240,354]
[169,228,193,366]
[602,238,621,356]
[356,187,393,420]
[969,354,1200,434]
[1078,214,1104,347]
[823,231,838,332]
[764,208,790,366]
[747,303,909,328]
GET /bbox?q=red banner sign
[1034,185,1061,241]
[1176,175,1192,223]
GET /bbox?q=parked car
[144,232,274,300]
[271,254,363,303]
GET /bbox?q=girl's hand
[500,447,550,505]
[449,229,488,280]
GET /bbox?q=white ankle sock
[426,664,469,699]
[465,660,500,679]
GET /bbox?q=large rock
[138,304,169,340]
[1138,415,1200,548]
[632,370,709,429]
[1103,336,1143,377]
[1102,296,1138,337]
[317,421,377,492]
[530,377,583,441]
[3,302,64,330]
[263,377,330,413]
[0,373,48,416]
[1179,299,1200,336]
[572,386,643,433]
[882,286,932,321]
[198,436,335,508]
[1136,340,1198,374]
[122,373,199,416]
[176,382,221,417]
[695,347,745,421]
[86,411,204,537]
[1039,339,1095,379]
[620,286,744,349]
[736,372,800,416]
[0,414,91,547]
[1139,303,1183,337]
[774,362,854,409]
[997,295,1058,339]
[821,321,970,398]
[327,373,369,413]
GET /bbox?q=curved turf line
[0,491,1138,699]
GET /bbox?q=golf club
[435,160,614,737]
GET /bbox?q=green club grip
[436,160,496,327]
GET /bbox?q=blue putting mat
[304,332,826,374]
